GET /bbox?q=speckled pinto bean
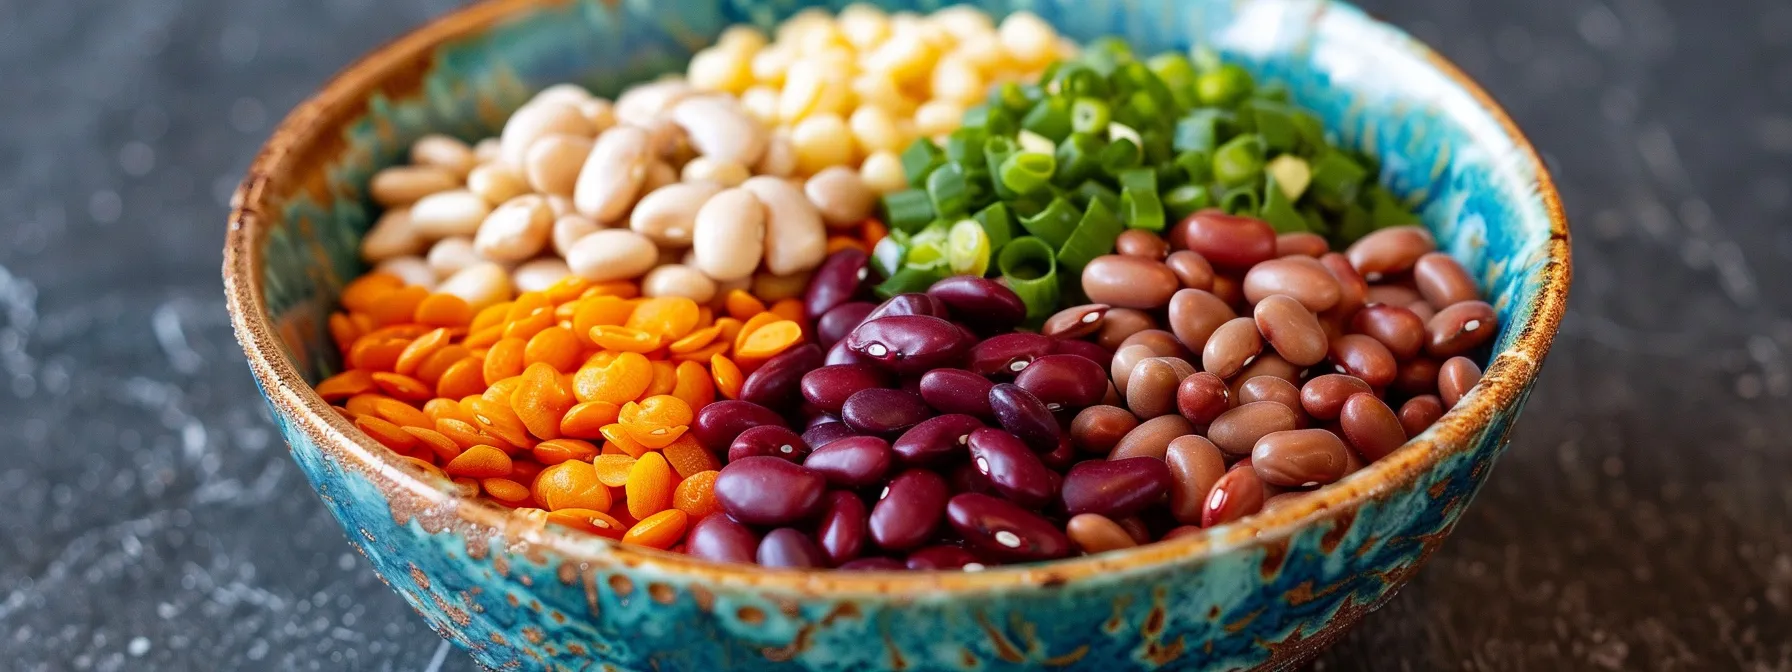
[803,436,893,488]
[1275,232,1330,258]
[729,425,812,463]
[1413,252,1479,308]
[1115,229,1171,260]
[1438,356,1483,408]
[1126,357,1195,419]
[1081,255,1181,309]
[967,428,1058,508]
[892,414,985,465]
[968,332,1055,377]
[1253,295,1329,367]
[1110,415,1195,460]
[918,369,995,417]
[1243,256,1342,312]
[1351,303,1427,360]
[947,493,1072,562]
[1346,225,1435,279]
[1164,289,1236,355]
[847,315,972,374]
[1179,211,1277,270]
[1251,429,1351,487]
[841,388,931,436]
[1070,406,1140,455]
[715,456,827,526]
[1165,250,1216,291]
[1339,393,1406,462]
[988,383,1061,452]
[1328,334,1398,388]
[1015,354,1108,410]
[1202,316,1263,379]
[1060,458,1173,518]
[1043,304,1108,339]
[800,364,890,414]
[1237,376,1302,415]
[870,469,950,551]
[1300,374,1373,420]
[1425,300,1498,357]
[1208,401,1300,456]
[925,276,1026,332]
[1094,308,1156,351]
[1176,372,1232,425]
[1166,435,1226,525]
[1202,465,1266,527]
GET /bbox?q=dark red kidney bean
[1180,210,1276,270]
[715,456,828,526]
[803,435,894,487]
[1111,415,1194,460]
[802,421,859,450]
[946,493,1072,562]
[757,528,826,568]
[837,557,905,571]
[1253,295,1328,366]
[816,301,877,349]
[847,315,972,374]
[1115,228,1171,259]
[1251,429,1351,487]
[1166,289,1236,354]
[841,388,930,435]
[1346,225,1435,278]
[1407,301,1437,323]
[740,344,824,408]
[816,491,868,566]
[869,469,950,551]
[1060,457,1172,518]
[1070,405,1139,454]
[918,368,995,416]
[826,339,871,366]
[1275,232,1329,258]
[1365,285,1422,308]
[1166,435,1226,525]
[1412,252,1478,308]
[926,275,1026,332]
[1126,357,1195,419]
[1350,304,1426,360]
[1176,372,1232,425]
[1095,308,1157,351]
[891,414,985,465]
[1319,252,1368,316]
[1438,356,1483,408]
[1243,256,1342,312]
[906,545,982,570]
[966,428,1058,509]
[728,425,811,464]
[1042,304,1108,339]
[1208,401,1300,456]
[1202,466,1266,527]
[1398,395,1446,436]
[1339,393,1406,462]
[686,513,760,564]
[1040,435,1078,471]
[1425,301,1497,357]
[1015,354,1108,410]
[967,332,1055,377]
[804,249,870,320]
[1116,516,1152,545]
[1082,255,1181,309]
[1237,376,1301,415]
[1165,250,1215,291]
[1201,316,1263,379]
[1051,338,1113,369]
[988,383,1062,452]
[865,292,949,322]
[1120,329,1194,359]
[1394,357,1442,395]
[1328,334,1398,388]
[800,364,890,414]
[1065,513,1138,554]
[1162,525,1204,541]
[947,461,996,496]
[693,400,787,452]
[1300,374,1373,420]
[807,412,839,429]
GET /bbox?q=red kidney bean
[1339,393,1406,462]
[837,557,905,571]
[1202,466,1266,527]
[1015,354,1108,410]
[967,332,1055,377]
[1395,356,1442,395]
[947,460,996,496]
[1162,525,1204,541]
[1082,255,1181,309]
[1176,372,1232,425]
[1346,225,1434,278]
[1051,338,1113,369]
[1126,357,1195,419]
[1115,516,1152,544]
[847,315,972,374]
[815,301,877,349]
[1251,429,1351,487]
[905,545,983,570]
[1180,211,1277,270]
[1365,284,1422,308]
[869,469,950,551]
[966,428,1058,509]
[1070,405,1139,454]
[891,414,984,465]
[1231,351,1304,392]
[1167,289,1237,354]
[1165,435,1226,525]
[1115,228,1172,260]
[807,412,840,429]
[803,435,893,487]
[1243,257,1342,312]
[1327,334,1398,388]
[1350,303,1426,360]
[1109,344,1154,393]
[1438,356,1483,408]
[800,364,891,414]
[825,339,871,366]
[740,344,825,408]
[1040,435,1078,471]
[686,513,761,564]
[693,400,787,453]
[1201,316,1263,379]
[1237,376,1301,415]
[1211,273,1245,306]
[988,383,1061,452]
[802,421,858,450]
[1275,232,1329,258]
[1208,401,1300,456]
[926,275,1026,332]
[841,388,930,435]
[816,491,868,566]
[1094,308,1156,350]
[715,456,828,526]
[1061,457,1172,518]
[757,528,826,568]
[804,249,871,320]
[1042,304,1108,339]
[1407,300,1436,323]
[1300,374,1373,420]
[1120,329,1194,359]
[1165,250,1215,291]
[946,493,1073,562]
[1319,252,1368,316]
[865,292,949,322]
[1398,395,1446,436]
[1425,300,1498,357]
[1065,513,1138,554]
[1110,414,1194,460]
[1253,295,1328,366]
[728,425,811,464]
[1413,252,1478,308]
[917,368,995,416]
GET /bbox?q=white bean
[467,163,529,206]
[669,95,769,168]
[630,182,724,247]
[409,135,476,178]
[741,176,826,275]
[530,83,594,107]
[360,208,423,262]
[550,214,599,258]
[614,78,695,128]
[426,237,481,279]
[641,264,719,303]
[369,165,458,207]
[473,195,553,262]
[644,161,679,194]
[572,126,652,223]
[523,134,594,197]
[680,157,749,187]
[740,86,781,126]
[579,98,617,132]
[374,256,436,290]
[565,229,659,282]
[437,261,513,312]
[804,166,876,228]
[499,101,595,167]
[409,190,492,239]
[544,195,574,218]
[755,132,798,177]
[691,188,766,282]
[512,257,573,293]
[473,138,501,163]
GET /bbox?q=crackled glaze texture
[224,0,1569,670]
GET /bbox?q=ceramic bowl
[223,0,1570,669]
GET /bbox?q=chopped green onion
[1056,197,1122,273]
[1071,98,1112,135]
[1260,176,1307,233]
[1121,187,1165,231]
[1219,185,1261,215]
[901,139,945,187]
[945,127,987,165]
[1248,101,1298,153]
[1051,64,1110,99]
[1072,180,1121,212]
[1309,151,1369,209]
[1054,133,1104,187]
[1367,185,1420,228]
[1016,129,1055,155]
[1174,150,1212,184]
[947,219,992,276]
[991,82,1032,114]
[1336,203,1374,244]
[1165,184,1212,220]
[881,189,936,233]
[996,237,1060,322]
[1117,167,1157,193]
[999,152,1056,195]
[1148,53,1199,110]
[983,135,1019,200]
[926,162,972,218]
[1108,122,1143,147]
[1021,98,1074,143]
[1196,63,1254,107]
[974,202,1015,252]
[1019,197,1082,249]
[1099,138,1142,174]
[871,233,909,278]
[960,106,992,131]
[1212,133,1267,187]
[1173,109,1232,153]
[1266,155,1312,200]
[875,266,950,300]
[1291,110,1326,152]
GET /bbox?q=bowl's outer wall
[240,0,1563,669]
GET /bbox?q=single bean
[1066,513,1138,554]
[436,262,512,312]
[740,344,824,409]
[968,332,1055,377]
[1095,308,1157,351]
[728,425,811,464]
[693,400,787,452]
[1254,295,1329,366]
[1394,357,1442,395]
[670,95,768,168]
[375,256,436,290]
[743,176,828,275]
[891,414,985,465]
[509,257,572,295]
[409,135,476,178]
[1339,393,1406,462]
[1346,225,1435,278]
[1126,357,1195,419]
[1350,304,1427,360]
[500,100,595,168]
[550,214,598,258]
[1041,435,1079,471]
[988,383,1061,452]
[1425,300,1498,357]
[1165,250,1215,291]
[1109,344,1154,394]
[1015,354,1108,410]
[1237,376,1302,415]
[757,528,826,568]
[370,165,459,207]
[804,436,893,488]
[686,513,760,564]
[947,493,1072,562]
[816,491,869,566]
[865,293,950,322]
[1110,414,1194,460]
[804,249,871,321]
[1070,406,1140,455]
[1242,256,1342,313]
[523,134,593,197]
[473,195,553,263]
[468,163,529,206]
[1202,466,1266,527]
[1365,285,1423,308]
[1081,255,1181,309]
[1398,395,1446,436]
[1319,252,1368,316]
[360,209,422,263]
[806,166,877,228]
[630,181,723,247]
[918,369,995,417]
[802,422,859,450]
[573,126,651,222]
[1115,229,1170,260]
[1251,429,1351,487]
[870,470,950,551]
[1060,457,1173,518]
[905,545,983,570]
[1208,401,1300,456]
[1042,304,1108,339]
[690,187,768,282]
[1165,435,1226,525]
[925,276,1027,332]
[715,456,827,526]
[847,315,972,375]
[641,264,717,303]
[1327,334,1398,388]
[1413,252,1479,308]
[1438,356,1483,408]
[816,301,877,349]
[1175,372,1231,425]
[1275,232,1329,258]
[566,229,658,282]
[966,428,1058,509]
[410,190,492,239]
[801,364,891,414]
[1052,339,1113,369]
[1300,374,1373,420]
[841,388,931,436]
[1179,211,1277,270]
[1167,289,1237,354]
[1202,316,1263,379]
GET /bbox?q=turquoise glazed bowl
[223,0,1571,669]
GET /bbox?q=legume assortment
[317,5,1497,571]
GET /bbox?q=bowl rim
[224,0,1570,594]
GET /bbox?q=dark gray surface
[1,0,1788,669]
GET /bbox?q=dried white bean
[369,165,458,207]
[530,83,594,107]
[641,264,719,303]
[374,256,437,290]
[437,261,513,312]
[804,166,876,228]
[409,135,476,178]
[691,188,767,282]
[565,229,659,282]
[669,95,768,168]
[550,214,599,258]
[680,157,749,187]
[360,208,423,262]
[578,98,616,132]
[755,132,798,177]
[473,195,553,262]
[512,257,573,293]
[742,176,827,275]
[409,190,491,239]
[614,78,695,128]
[630,182,724,247]
[426,237,481,279]
[467,163,529,205]
[523,134,593,197]
[572,126,652,223]
[499,101,595,167]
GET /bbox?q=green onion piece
[1009,195,1047,220]
[1165,184,1212,220]
[1019,197,1082,249]
[1260,176,1307,234]
[1196,63,1254,107]
[999,152,1056,195]
[1248,101,1298,153]
[1300,206,1334,237]
[1336,203,1374,245]
[1174,150,1213,184]
[947,219,992,276]
[992,82,1032,114]
[1121,187,1166,231]
[1173,109,1231,153]
[1368,185,1421,228]
[997,237,1061,322]
[1254,82,1291,103]
[1052,64,1110,99]
[1056,197,1123,273]
[1071,97,1112,135]
[875,266,950,300]
[1054,133,1104,187]
[1149,53,1200,110]
[1022,98,1074,143]
[960,106,992,130]
[945,127,987,165]
[909,219,950,246]
[983,135,1020,200]
[1081,37,1135,76]
[881,189,936,233]
[1291,110,1326,152]
[1099,138,1142,174]
[1212,134,1267,187]
[1266,155,1312,200]
[1309,151,1369,209]
[1219,185,1261,215]
[973,202,1015,252]
[1117,167,1157,193]
[1072,180,1121,213]
[926,163,972,218]
[1122,62,1176,111]
[901,138,945,188]
[870,234,908,279]
[1016,129,1055,155]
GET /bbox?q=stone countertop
[1,0,1788,669]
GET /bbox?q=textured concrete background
[2,0,1789,669]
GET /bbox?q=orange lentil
[599,441,629,456]
[543,276,592,304]
[592,454,636,487]
[394,328,451,375]
[481,477,533,504]
[581,281,639,299]
[482,375,523,405]
[511,363,575,440]
[545,508,627,539]
[572,296,634,345]
[599,423,652,458]
[343,393,391,418]
[732,312,783,353]
[445,445,512,478]
[404,427,463,462]
[340,273,404,313]
[625,452,674,519]
[532,460,613,511]
[482,338,527,386]
[412,345,469,386]
[621,395,694,428]
[365,324,434,341]
[573,351,652,404]
[626,297,702,339]
[435,357,487,400]
[670,361,717,409]
[366,285,429,327]
[661,436,719,479]
[505,292,552,323]
[369,397,431,429]
[588,325,662,353]
[466,397,534,448]
[461,323,506,349]
[371,372,434,402]
[329,313,363,353]
[696,306,715,328]
[316,369,376,401]
[734,321,802,360]
[710,354,744,399]
[666,325,721,354]
[768,299,805,326]
[641,361,678,400]
[503,306,557,340]
[558,400,620,439]
[424,398,473,425]
[724,290,767,320]
[469,302,512,333]
[414,293,473,327]
[531,438,600,465]
[713,318,744,348]
[622,509,688,549]
[436,418,490,450]
[670,342,730,364]
[523,325,582,372]
[622,423,687,450]
[356,415,419,452]
[825,237,868,255]
[671,470,721,519]
[348,336,409,372]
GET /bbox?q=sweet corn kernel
[848,106,908,155]
[740,86,781,126]
[859,150,908,195]
[716,25,768,55]
[929,55,986,106]
[750,46,798,86]
[913,100,965,139]
[997,11,1058,68]
[837,3,891,51]
[686,48,753,93]
[790,113,855,175]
